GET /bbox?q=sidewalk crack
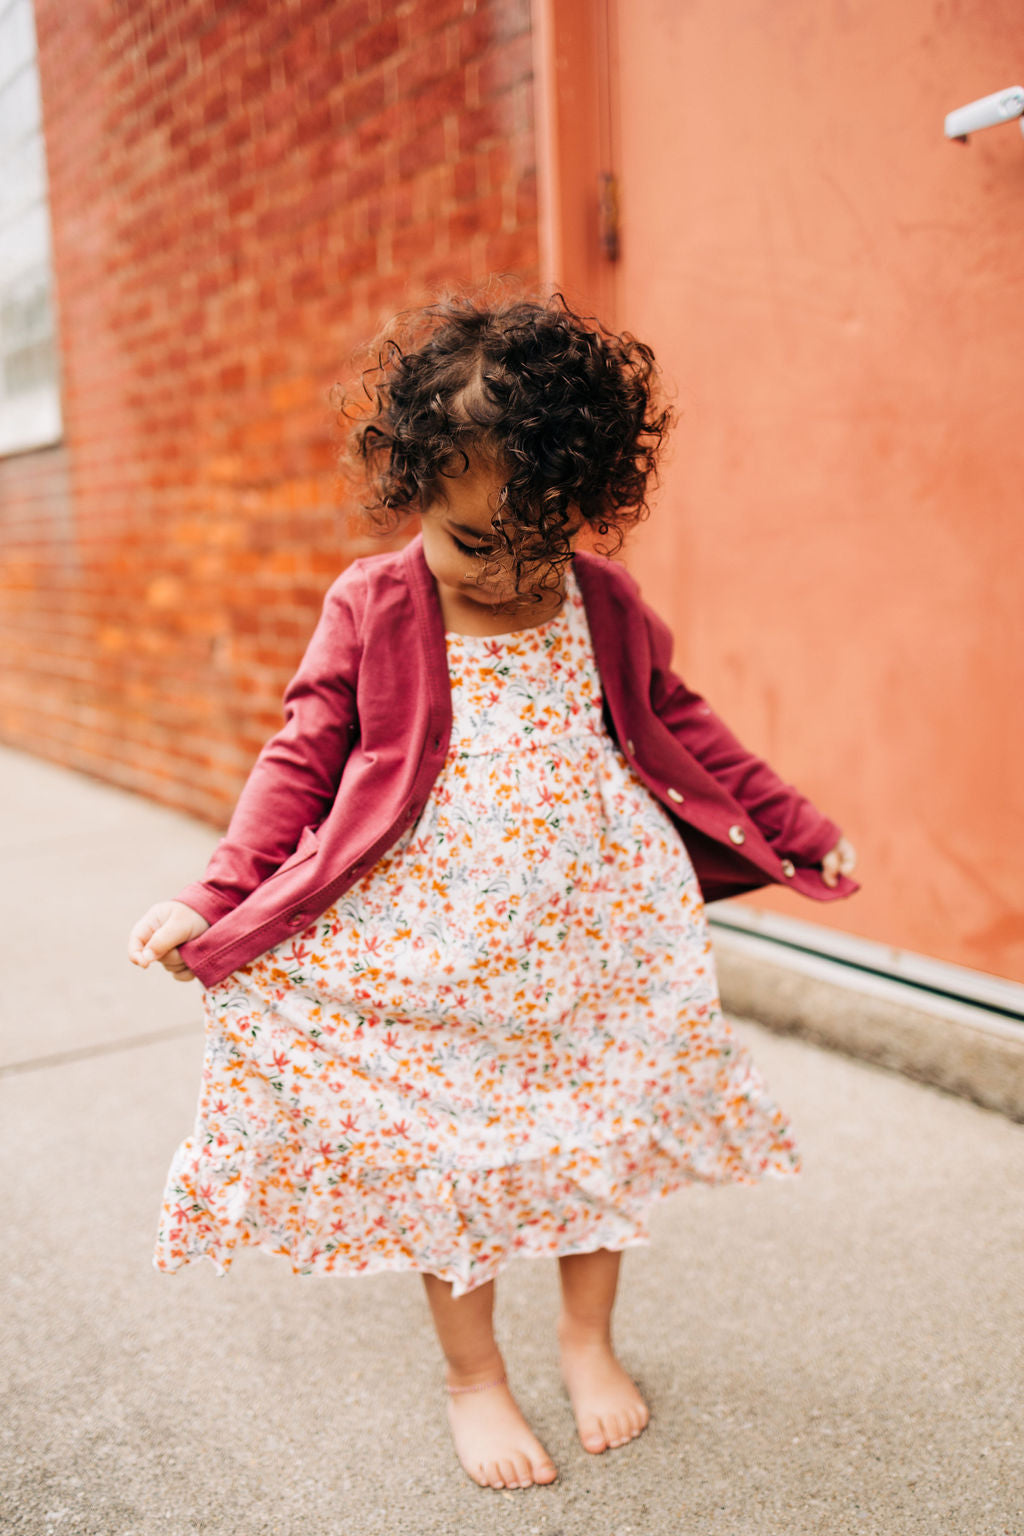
[0,1022,202,1078]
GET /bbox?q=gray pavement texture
[1,743,1022,1536]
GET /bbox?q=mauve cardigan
[177,535,858,987]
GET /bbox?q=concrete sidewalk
[1,742,1021,1536]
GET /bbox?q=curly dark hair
[341,291,673,600]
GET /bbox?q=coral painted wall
[540,0,1024,980]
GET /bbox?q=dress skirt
[155,569,800,1296]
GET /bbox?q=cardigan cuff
[787,814,842,866]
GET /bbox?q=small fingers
[160,946,194,981]
[820,833,859,888]
[129,903,201,976]
[148,912,197,964]
[128,913,161,967]
[148,947,196,982]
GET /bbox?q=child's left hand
[819,835,858,888]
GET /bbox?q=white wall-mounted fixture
[944,85,1024,142]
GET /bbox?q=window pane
[0,61,42,146]
[0,2,36,93]
[0,138,46,223]
[0,0,61,455]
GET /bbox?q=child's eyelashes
[452,534,497,558]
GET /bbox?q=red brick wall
[1,0,538,823]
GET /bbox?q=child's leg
[421,1273,557,1490]
[557,1248,650,1453]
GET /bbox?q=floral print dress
[155,568,800,1295]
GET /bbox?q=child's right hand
[128,901,211,983]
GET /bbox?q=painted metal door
[536,0,1024,980]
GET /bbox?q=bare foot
[558,1324,650,1453]
[445,1375,558,1489]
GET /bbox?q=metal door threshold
[707,905,1024,1029]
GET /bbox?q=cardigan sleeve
[172,563,367,923]
[642,598,842,865]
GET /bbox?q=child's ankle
[558,1314,614,1349]
[444,1352,507,1392]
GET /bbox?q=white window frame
[0,0,62,457]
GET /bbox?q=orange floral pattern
[155,569,800,1295]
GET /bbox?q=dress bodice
[444,568,606,758]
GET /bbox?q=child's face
[420,458,575,614]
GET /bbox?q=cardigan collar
[400,534,450,735]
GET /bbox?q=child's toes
[446,1380,557,1489]
[509,1451,535,1487]
[531,1454,558,1485]
[605,1412,629,1447]
[579,1415,608,1453]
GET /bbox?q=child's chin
[462,584,512,607]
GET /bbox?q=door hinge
[598,171,620,261]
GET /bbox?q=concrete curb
[712,927,1024,1123]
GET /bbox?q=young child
[129,294,858,1492]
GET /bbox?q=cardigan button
[289,912,308,927]
[728,824,746,845]
[626,739,636,755]
[667,787,684,804]
[781,858,796,877]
